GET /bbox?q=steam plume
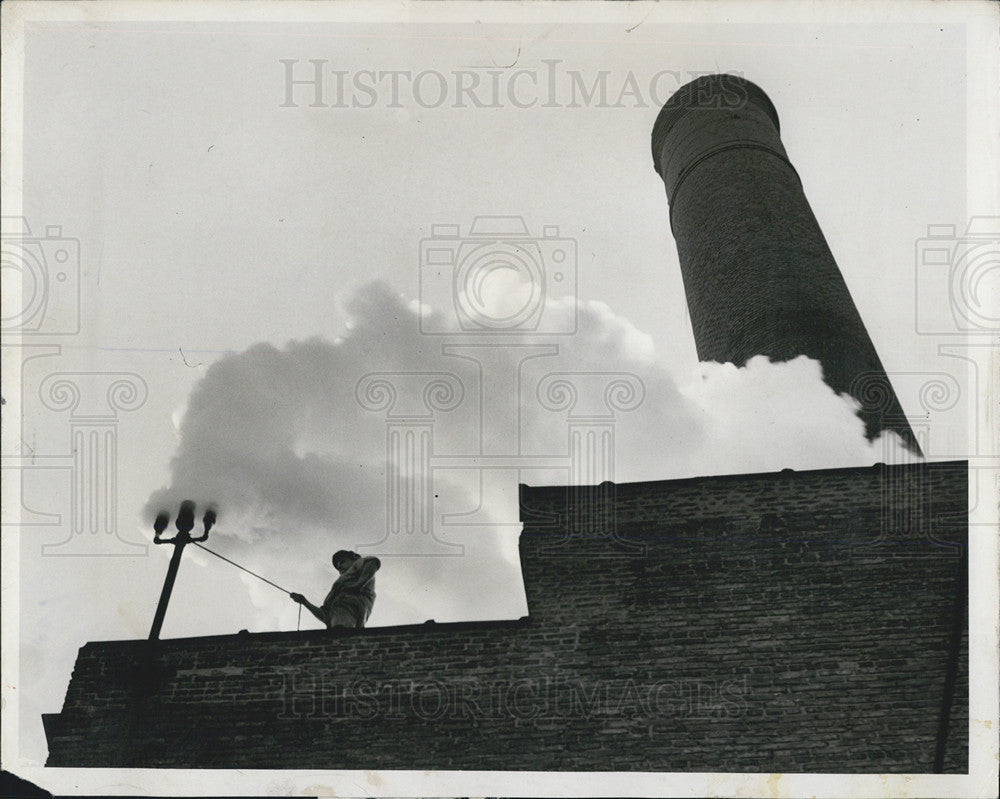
[144,281,915,628]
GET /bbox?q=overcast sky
[3,9,984,771]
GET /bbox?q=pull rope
[191,541,304,630]
[191,542,292,593]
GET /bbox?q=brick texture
[44,460,968,772]
[651,74,918,450]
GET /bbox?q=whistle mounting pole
[148,501,215,641]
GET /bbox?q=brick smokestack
[652,74,919,453]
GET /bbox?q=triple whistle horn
[153,501,217,543]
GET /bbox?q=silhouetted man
[290,550,380,629]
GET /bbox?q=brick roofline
[80,616,531,649]
[519,458,967,502]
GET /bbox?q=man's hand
[291,592,328,626]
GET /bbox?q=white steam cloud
[145,281,914,629]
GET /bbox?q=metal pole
[148,533,188,641]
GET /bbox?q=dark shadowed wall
[44,460,967,772]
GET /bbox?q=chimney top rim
[651,74,781,176]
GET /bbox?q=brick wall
[651,74,917,450]
[44,460,968,772]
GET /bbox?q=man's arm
[289,593,326,625]
[338,557,381,588]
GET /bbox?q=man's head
[332,549,361,573]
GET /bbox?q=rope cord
[189,541,308,631]
[191,541,292,594]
